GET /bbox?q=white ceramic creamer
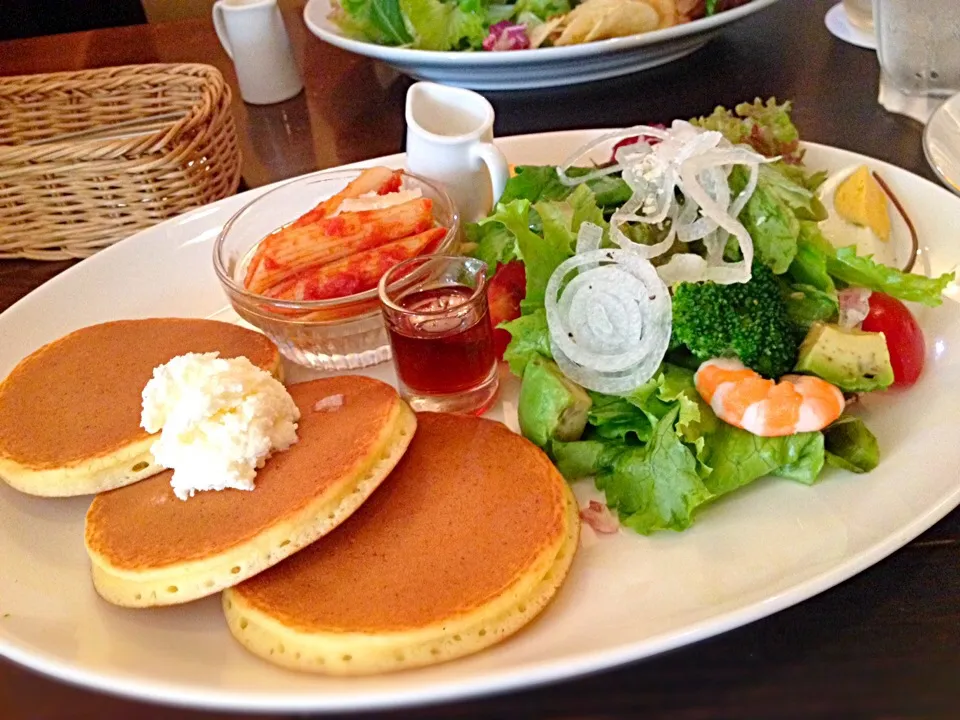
[404,82,509,223]
[212,0,303,105]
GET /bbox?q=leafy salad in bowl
[330,0,753,52]
[466,99,955,536]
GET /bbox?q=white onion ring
[556,125,672,186]
[545,249,672,395]
[557,120,769,285]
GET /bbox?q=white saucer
[923,92,960,197]
[825,3,876,50]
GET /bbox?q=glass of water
[874,0,960,97]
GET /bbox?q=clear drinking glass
[874,0,960,97]
[378,255,499,415]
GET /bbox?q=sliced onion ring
[559,120,771,285]
[556,125,672,186]
[545,249,672,395]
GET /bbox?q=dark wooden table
[2,1,958,717]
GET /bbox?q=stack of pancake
[0,318,580,675]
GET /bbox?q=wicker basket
[0,63,242,260]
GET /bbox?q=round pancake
[0,318,281,497]
[84,376,416,608]
[223,412,580,676]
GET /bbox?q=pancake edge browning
[0,330,282,498]
[85,399,416,608]
[221,481,580,675]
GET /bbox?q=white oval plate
[2,132,960,713]
[303,0,782,90]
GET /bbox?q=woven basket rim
[0,63,230,157]
[0,62,241,260]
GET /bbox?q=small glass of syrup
[378,255,499,415]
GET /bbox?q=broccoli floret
[671,261,799,378]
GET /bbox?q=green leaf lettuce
[399,0,486,50]
[824,416,880,473]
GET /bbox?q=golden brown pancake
[0,318,280,497]
[84,376,416,608]
[223,412,580,676]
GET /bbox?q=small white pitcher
[405,82,509,223]
[213,0,303,105]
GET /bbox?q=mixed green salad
[330,0,748,52]
[332,0,567,51]
[467,99,955,535]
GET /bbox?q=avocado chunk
[518,358,592,449]
[795,322,894,392]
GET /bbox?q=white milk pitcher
[213,0,303,105]
[405,82,509,223]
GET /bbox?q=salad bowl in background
[303,0,781,90]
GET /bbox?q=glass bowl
[213,168,460,370]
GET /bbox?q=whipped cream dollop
[141,352,300,501]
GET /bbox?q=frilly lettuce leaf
[691,98,803,163]
[586,393,653,445]
[596,406,712,534]
[729,161,830,276]
[498,166,568,204]
[702,424,825,492]
[828,246,954,307]
[530,361,835,534]
[487,186,607,378]
[500,309,551,377]
[733,169,799,274]
[485,0,568,24]
[466,220,520,276]
[478,185,604,313]
[627,363,716,448]
[758,164,828,221]
[479,199,568,310]
[568,183,607,235]
[337,0,413,44]
[399,0,486,50]
[511,0,569,19]
[788,224,837,293]
[496,166,632,208]
[794,222,954,306]
[518,357,592,449]
[772,161,829,194]
[552,439,617,481]
[466,167,629,273]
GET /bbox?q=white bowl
[303,0,782,91]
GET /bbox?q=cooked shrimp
[694,358,845,437]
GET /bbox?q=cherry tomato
[487,260,526,360]
[860,292,925,387]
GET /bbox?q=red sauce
[387,285,495,395]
